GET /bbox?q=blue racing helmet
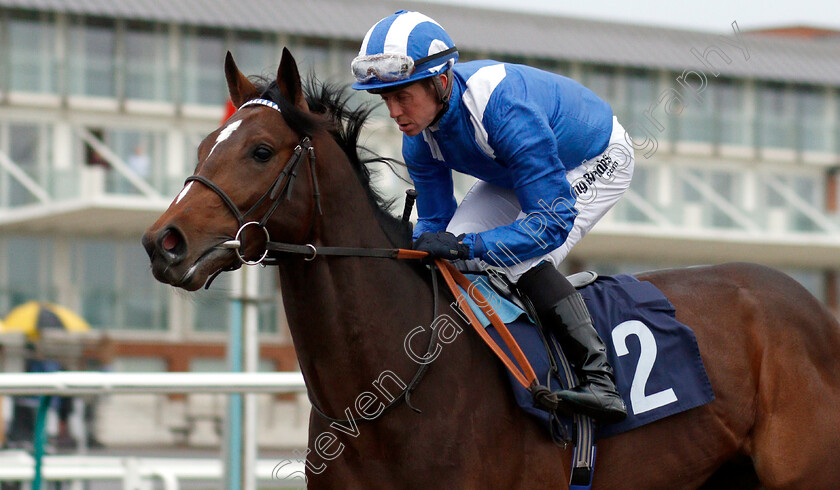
[351,10,459,91]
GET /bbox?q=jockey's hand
[413,231,471,260]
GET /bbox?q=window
[1,122,51,207]
[715,80,751,146]
[796,87,830,153]
[233,32,275,79]
[67,16,117,97]
[676,77,714,144]
[193,274,231,332]
[756,82,795,150]
[77,238,168,330]
[293,39,332,79]
[708,171,738,229]
[338,45,359,85]
[621,70,659,144]
[582,66,618,107]
[102,129,167,195]
[81,240,118,328]
[181,28,227,105]
[0,236,55,314]
[122,243,169,330]
[613,165,655,224]
[8,11,57,93]
[790,175,822,232]
[125,22,171,101]
[191,268,279,333]
[256,268,278,334]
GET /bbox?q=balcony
[0,127,175,237]
[574,160,840,268]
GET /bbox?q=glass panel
[81,240,118,328]
[193,274,230,332]
[615,71,658,142]
[256,269,278,334]
[181,28,226,105]
[234,33,275,79]
[4,237,51,307]
[294,39,332,79]
[125,22,171,101]
[8,12,57,93]
[102,129,166,194]
[677,79,714,143]
[709,171,737,228]
[7,124,43,206]
[756,83,795,149]
[619,165,654,223]
[791,176,821,232]
[623,71,657,121]
[67,17,116,97]
[797,87,830,153]
[716,80,750,146]
[122,243,168,330]
[582,66,617,107]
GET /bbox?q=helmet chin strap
[429,69,453,127]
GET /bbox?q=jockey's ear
[224,51,259,108]
[277,47,309,112]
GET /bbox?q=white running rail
[0,372,309,489]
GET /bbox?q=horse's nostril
[155,226,187,263]
[162,231,180,251]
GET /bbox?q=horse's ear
[277,47,308,112]
[225,51,259,108]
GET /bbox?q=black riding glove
[413,231,471,260]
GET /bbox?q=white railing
[0,372,305,395]
[0,451,306,489]
[0,372,309,489]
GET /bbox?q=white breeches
[446,116,635,282]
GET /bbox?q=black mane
[253,76,413,248]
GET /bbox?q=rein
[191,98,542,425]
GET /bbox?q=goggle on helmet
[351,10,459,91]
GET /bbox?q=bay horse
[142,49,840,489]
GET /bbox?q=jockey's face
[379,75,446,137]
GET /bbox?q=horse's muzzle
[142,226,190,283]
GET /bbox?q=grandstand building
[0,0,838,446]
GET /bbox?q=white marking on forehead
[175,182,193,204]
[208,119,242,158]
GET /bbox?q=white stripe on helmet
[383,11,441,56]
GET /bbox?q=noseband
[184,98,322,266]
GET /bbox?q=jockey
[351,10,633,423]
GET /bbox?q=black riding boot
[518,262,627,424]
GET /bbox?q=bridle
[182,97,444,421]
[184,98,322,268]
[183,97,540,429]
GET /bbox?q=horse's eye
[252,145,273,163]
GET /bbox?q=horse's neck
[277,147,433,416]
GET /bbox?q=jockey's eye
[252,145,273,163]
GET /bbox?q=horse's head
[143,49,322,290]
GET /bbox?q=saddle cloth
[458,273,714,439]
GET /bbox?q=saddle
[483,269,598,312]
[454,270,714,489]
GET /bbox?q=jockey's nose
[385,99,402,119]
